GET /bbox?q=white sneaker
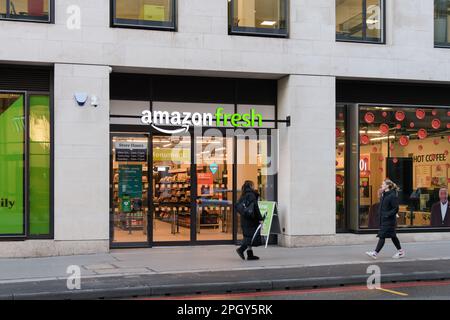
[366,251,378,260]
[392,250,405,259]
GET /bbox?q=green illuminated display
[0,93,51,237]
[29,95,51,236]
[0,94,25,235]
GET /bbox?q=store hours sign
[115,142,148,162]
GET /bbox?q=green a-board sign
[258,201,280,248]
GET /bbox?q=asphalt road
[148,280,450,300]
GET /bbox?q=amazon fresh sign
[141,107,263,134]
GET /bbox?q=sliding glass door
[110,127,277,247]
[152,133,192,242]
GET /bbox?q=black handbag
[236,198,255,219]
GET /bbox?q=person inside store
[236,180,264,261]
[430,187,450,227]
[366,179,405,260]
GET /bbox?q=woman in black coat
[366,179,405,259]
[236,181,264,261]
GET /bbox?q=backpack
[236,195,255,219]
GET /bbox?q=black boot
[236,247,245,260]
[247,250,259,260]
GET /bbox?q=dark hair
[242,180,255,193]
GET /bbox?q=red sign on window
[360,155,370,177]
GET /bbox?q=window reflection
[113,0,175,29]
[359,106,450,229]
[435,0,450,46]
[336,105,346,230]
[336,0,383,42]
[0,0,50,21]
[229,0,288,36]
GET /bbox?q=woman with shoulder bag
[236,181,264,261]
[366,179,405,260]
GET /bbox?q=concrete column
[277,74,336,247]
[53,64,110,251]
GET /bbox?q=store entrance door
[151,133,194,243]
[110,131,195,246]
[111,133,150,245]
[111,127,275,247]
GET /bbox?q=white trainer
[392,250,405,259]
[365,251,378,260]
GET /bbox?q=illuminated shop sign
[141,107,263,134]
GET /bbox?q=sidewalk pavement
[1,240,450,299]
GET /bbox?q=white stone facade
[1,0,450,257]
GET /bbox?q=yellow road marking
[376,287,409,297]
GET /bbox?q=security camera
[91,95,99,108]
[108,67,113,74]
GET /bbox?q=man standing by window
[431,188,450,227]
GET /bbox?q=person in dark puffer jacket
[236,181,264,261]
[366,179,405,260]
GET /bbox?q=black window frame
[228,0,289,38]
[0,0,54,23]
[336,0,386,44]
[110,0,177,31]
[434,0,450,48]
[0,90,54,241]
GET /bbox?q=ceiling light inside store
[370,136,395,142]
[261,21,277,26]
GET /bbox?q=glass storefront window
[359,106,450,229]
[236,129,277,240]
[435,0,450,47]
[0,93,25,236]
[196,134,234,241]
[336,0,384,43]
[29,95,51,236]
[112,135,150,243]
[152,134,191,242]
[0,0,51,22]
[0,93,52,238]
[228,0,288,37]
[336,105,346,231]
[112,0,176,30]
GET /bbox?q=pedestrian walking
[366,179,405,260]
[235,180,264,261]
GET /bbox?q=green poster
[119,165,143,199]
[0,94,24,235]
[258,201,276,237]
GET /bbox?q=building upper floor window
[0,0,52,22]
[111,0,176,30]
[228,0,288,38]
[336,0,384,43]
[435,0,450,47]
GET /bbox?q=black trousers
[375,236,402,253]
[239,238,253,252]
